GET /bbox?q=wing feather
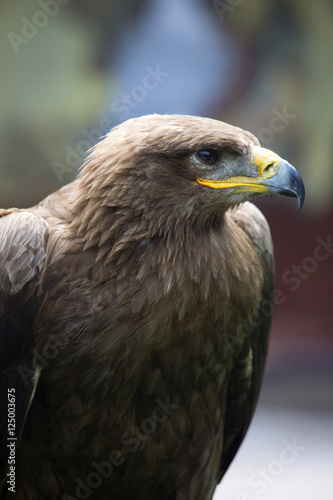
[0,210,49,484]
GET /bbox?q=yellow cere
[252,146,280,179]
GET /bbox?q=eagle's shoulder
[230,202,274,266]
[0,209,49,302]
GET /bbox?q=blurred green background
[1,1,332,498]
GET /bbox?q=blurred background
[1,0,332,498]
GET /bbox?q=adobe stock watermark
[52,64,170,182]
[15,297,105,387]
[275,234,333,301]
[224,233,333,360]
[7,0,70,54]
[61,397,179,500]
[236,439,306,499]
[212,0,245,22]
[16,329,77,387]
[257,106,296,145]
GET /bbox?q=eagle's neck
[64,176,261,332]
[67,190,262,332]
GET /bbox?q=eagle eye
[196,149,220,167]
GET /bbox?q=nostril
[264,162,274,172]
[263,161,278,178]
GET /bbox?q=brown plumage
[0,115,304,499]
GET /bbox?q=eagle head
[77,114,305,235]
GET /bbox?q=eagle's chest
[41,228,261,405]
[41,236,259,435]
[19,228,263,499]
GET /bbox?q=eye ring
[196,149,220,167]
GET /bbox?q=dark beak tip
[267,160,305,213]
[284,161,305,214]
[297,192,305,214]
[295,174,305,214]
[297,201,303,214]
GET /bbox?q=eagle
[0,115,304,500]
